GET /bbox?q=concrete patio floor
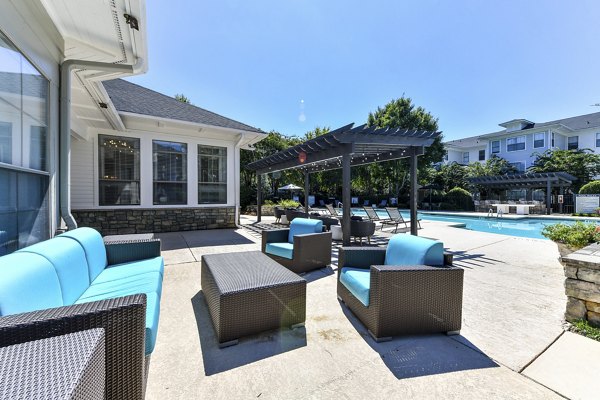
[146,216,570,399]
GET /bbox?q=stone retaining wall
[72,207,236,235]
[562,242,600,327]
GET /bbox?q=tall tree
[528,149,600,191]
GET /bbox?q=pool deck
[142,215,600,399]
[406,209,599,221]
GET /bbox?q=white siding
[71,137,95,208]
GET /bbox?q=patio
[145,217,568,399]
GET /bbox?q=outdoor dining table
[514,204,536,215]
[491,204,510,214]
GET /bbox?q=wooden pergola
[246,123,441,245]
[468,172,577,214]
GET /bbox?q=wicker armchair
[350,219,376,245]
[337,235,463,342]
[262,218,332,274]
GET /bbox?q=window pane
[0,33,22,167]
[99,135,140,205]
[22,66,48,170]
[596,133,600,147]
[0,122,11,164]
[462,152,469,163]
[153,140,187,205]
[533,132,545,149]
[491,141,500,154]
[568,136,578,150]
[0,169,17,255]
[198,145,227,204]
[478,149,485,161]
[29,126,46,171]
[507,136,525,151]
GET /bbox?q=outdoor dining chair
[381,208,421,232]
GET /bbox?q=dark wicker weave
[0,295,149,400]
[201,251,307,347]
[284,209,308,223]
[0,329,105,399]
[338,247,463,341]
[273,206,285,223]
[262,229,332,273]
[350,220,376,245]
[104,238,162,265]
[312,215,339,231]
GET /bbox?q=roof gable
[102,79,263,134]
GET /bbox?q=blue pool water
[344,208,593,240]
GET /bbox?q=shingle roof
[102,79,264,134]
[444,136,488,149]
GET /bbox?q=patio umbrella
[278,183,303,200]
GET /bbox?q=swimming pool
[345,208,595,240]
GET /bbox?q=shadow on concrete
[156,230,254,251]
[446,249,503,270]
[338,301,499,379]
[191,291,307,376]
[301,265,335,283]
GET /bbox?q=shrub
[541,221,600,249]
[277,199,300,208]
[444,187,474,211]
[579,180,600,194]
[571,319,600,341]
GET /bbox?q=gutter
[60,60,141,230]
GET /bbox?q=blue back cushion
[288,218,323,243]
[18,237,91,305]
[0,252,63,316]
[60,228,107,281]
[384,234,444,266]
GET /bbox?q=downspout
[60,60,138,230]
[233,133,246,228]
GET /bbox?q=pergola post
[257,172,262,222]
[304,171,310,214]
[409,148,418,236]
[546,179,552,215]
[342,153,351,246]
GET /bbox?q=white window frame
[462,151,470,164]
[567,136,579,150]
[491,140,500,154]
[478,149,485,161]
[533,132,545,149]
[506,135,526,152]
[596,132,600,148]
[510,161,526,173]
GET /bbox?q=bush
[579,180,600,194]
[541,221,600,249]
[444,187,474,211]
[277,199,300,208]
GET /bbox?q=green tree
[174,93,191,104]
[433,163,469,192]
[466,156,517,178]
[528,149,600,191]
[365,96,444,199]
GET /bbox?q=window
[507,136,525,152]
[596,133,600,147]
[443,150,448,161]
[491,140,500,154]
[153,140,187,205]
[551,132,555,147]
[478,149,485,161]
[198,145,227,204]
[567,136,578,150]
[533,132,545,148]
[462,152,469,164]
[0,30,50,254]
[99,135,140,205]
[510,162,525,173]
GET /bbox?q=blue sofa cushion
[384,234,444,266]
[17,237,91,305]
[265,242,294,259]
[60,228,107,282]
[0,252,63,316]
[288,218,322,243]
[340,267,371,307]
[77,271,163,356]
[93,257,164,284]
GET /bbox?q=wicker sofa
[0,227,163,399]
[337,234,463,342]
[262,218,332,274]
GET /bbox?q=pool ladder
[487,208,503,218]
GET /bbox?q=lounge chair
[382,207,421,232]
[325,204,342,219]
[362,206,387,222]
[377,199,388,208]
[363,200,370,206]
[337,234,463,341]
[262,218,332,274]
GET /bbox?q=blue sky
[128,0,600,140]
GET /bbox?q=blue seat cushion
[17,237,91,305]
[95,257,164,284]
[265,242,294,259]
[340,267,371,307]
[288,218,323,243]
[60,228,107,281]
[77,271,162,356]
[0,252,63,316]
[384,234,444,266]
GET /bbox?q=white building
[0,0,265,254]
[444,113,600,172]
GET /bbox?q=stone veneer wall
[72,207,236,235]
[562,242,600,327]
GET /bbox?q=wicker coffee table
[201,251,307,347]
